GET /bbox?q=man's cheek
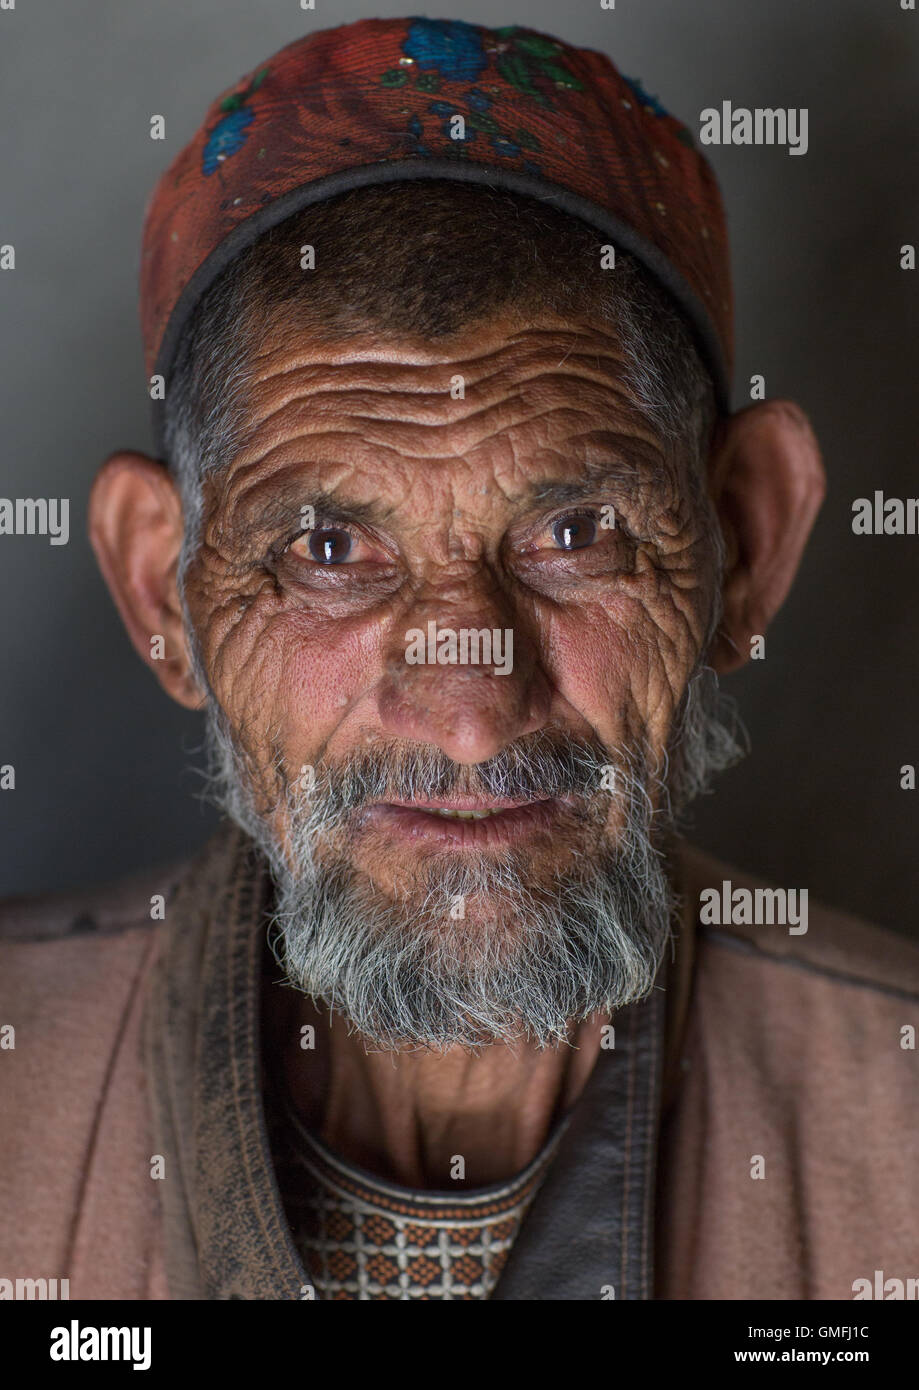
[201,602,289,721]
[265,616,383,762]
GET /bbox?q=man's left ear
[708,400,825,674]
[88,450,206,709]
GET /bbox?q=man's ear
[88,451,206,709]
[708,400,825,674]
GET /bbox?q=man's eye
[283,523,392,572]
[305,527,353,564]
[551,513,598,550]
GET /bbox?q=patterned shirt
[269,1095,561,1301]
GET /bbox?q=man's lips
[360,797,572,847]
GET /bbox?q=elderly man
[2,17,917,1304]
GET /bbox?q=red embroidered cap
[140,17,734,454]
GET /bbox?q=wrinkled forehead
[198,314,689,531]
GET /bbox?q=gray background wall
[1,0,916,935]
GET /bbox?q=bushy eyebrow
[527,474,631,508]
[289,488,388,527]
[228,486,394,538]
[523,455,665,507]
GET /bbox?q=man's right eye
[305,527,354,564]
[285,524,391,568]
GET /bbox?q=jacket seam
[0,917,164,944]
[701,926,919,1004]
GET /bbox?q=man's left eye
[551,513,598,550]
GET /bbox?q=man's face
[180,310,728,1046]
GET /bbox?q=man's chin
[285,859,553,954]
[293,848,595,951]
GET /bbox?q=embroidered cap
[140,17,734,455]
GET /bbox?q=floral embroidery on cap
[399,80,543,170]
[382,21,583,111]
[202,66,269,176]
[489,25,584,105]
[403,18,488,82]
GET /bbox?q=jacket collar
[145,823,306,1298]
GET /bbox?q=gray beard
[199,665,745,1051]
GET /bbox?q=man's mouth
[360,796,572,847]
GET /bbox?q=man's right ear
[88,451,207,710]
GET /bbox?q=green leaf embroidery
[497,54,541,99]
[465,111,501,135]
[514,34,560,59]
[539,61,583,91]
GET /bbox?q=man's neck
[261,963,608,1189]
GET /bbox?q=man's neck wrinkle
[272,991,608,1190]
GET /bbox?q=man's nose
[375,587,552,766]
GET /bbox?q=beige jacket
[1,823,917,1300]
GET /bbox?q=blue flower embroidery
[403,18,487,82]
[202,107,255,175]
[464,87,491,112]
[202,65,268,176]
[490,134,520,158]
